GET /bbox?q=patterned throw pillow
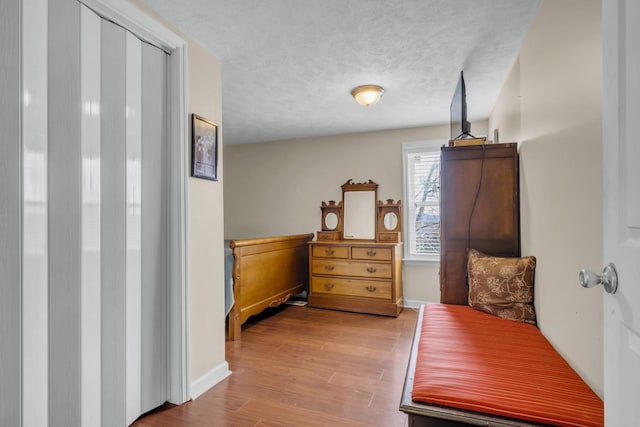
[467,249,537,325]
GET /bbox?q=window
[402,140,445,262]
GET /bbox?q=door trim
[80,0,191,404]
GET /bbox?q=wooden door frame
[80,0,191,404]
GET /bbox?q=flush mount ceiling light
[351,85,385,107]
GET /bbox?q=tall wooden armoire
[439,143,520,305]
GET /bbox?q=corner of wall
[487,57,522,144]
[189,361,231,400]
[488,0,603,397]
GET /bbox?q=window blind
[405,145,441,259]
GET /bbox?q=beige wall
[131,1,227,391]
[187,41,226,384]
[489,58,522,145]
[489,0,603,396]
[224,122,486,305]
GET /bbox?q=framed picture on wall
[191,114,218,181]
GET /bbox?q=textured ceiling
[140,0,541,144]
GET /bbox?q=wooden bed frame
[399,306,546,427]
[227,233,314,341]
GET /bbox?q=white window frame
[402,139,446,265]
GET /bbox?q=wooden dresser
[439,143,520,305]
[308,241,403,316]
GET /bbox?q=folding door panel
[140,42,169,415]
[80,4,102,426]
[0,1,22,426]
[100,18,128,427]
[48,1,83,425]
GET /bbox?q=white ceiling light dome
[351,85,385,107]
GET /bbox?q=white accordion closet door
[15,1,170,425]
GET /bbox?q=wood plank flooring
[132,305,418,427]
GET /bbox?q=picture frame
[191,114,218,181]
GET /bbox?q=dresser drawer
[312,245,349,259]
[351,247,392,261]
[312,259,392,279]
[310,277,392,299]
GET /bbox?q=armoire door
[439,143,520,305]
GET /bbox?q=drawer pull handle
[366,249,377,257]
[324,283,334,290]
[324,265,335,271]
[325,248,335,255]
[366,267,377,273]
[366,286,377,292]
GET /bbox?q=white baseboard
[403,299,437,309]
[190,361,232,400]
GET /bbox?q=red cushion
[412,304,603,427]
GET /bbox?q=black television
[450,70,471,140]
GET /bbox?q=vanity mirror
[384,212,398,229]
[342,179,377,240]
[316,180,401,242]
[325,212,339,230]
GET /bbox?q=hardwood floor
[133,305,418,427]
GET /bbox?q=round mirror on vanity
[324,212,339,230]
[383,212,398,231]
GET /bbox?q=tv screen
[450,71,471,140]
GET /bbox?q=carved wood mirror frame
[317,179,402,242]
[318,200,342,241]
[377,199,402,242]
[341,179,378,240]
